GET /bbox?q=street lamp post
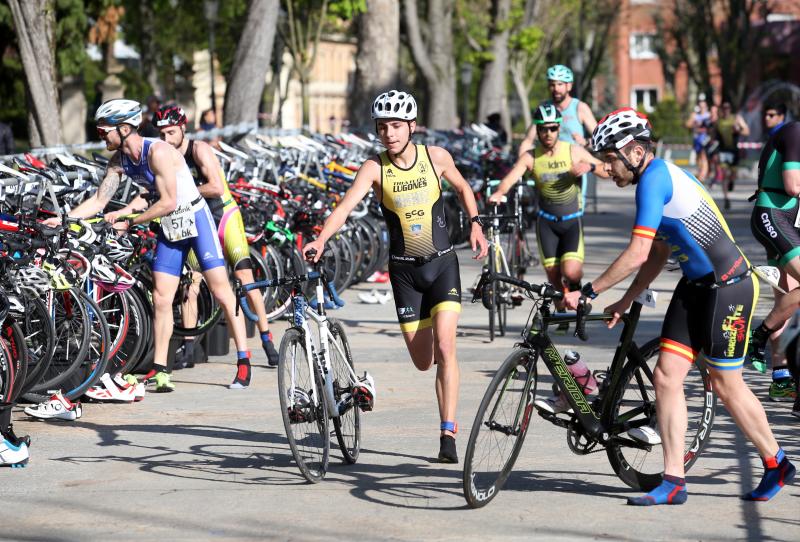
[204,0,220,120]
[460,62,473,128]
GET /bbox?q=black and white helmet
[591,108,652,152]
[94,99,144,128]
[371,90,417,121]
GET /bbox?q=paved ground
[2,175,799,541]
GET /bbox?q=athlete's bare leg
[652,350,692,477]
[402,309,461,437]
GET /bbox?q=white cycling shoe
[0,438,29,468]
[24,391,82,421]
[627,425,662,445]
[357,289,392,305]
[534,394,574,415]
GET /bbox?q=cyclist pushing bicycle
[489,103,608,337]
[563,108,794,505]
[303,90,488,463]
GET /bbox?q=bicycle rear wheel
[329,320,360,464]
[604,338,716,490]
[278,328,330,483]
[463,349,537,508]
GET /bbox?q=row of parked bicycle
[0,122,514,467]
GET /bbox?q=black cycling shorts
[388,251,462,332]
[750,205,800,267]
[535,216,583,268]
[660,275,758,371]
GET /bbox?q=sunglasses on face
[96,126,115,138]
[537,125,560,133]
[765,112,779,118]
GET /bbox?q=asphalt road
[2,174,799,541]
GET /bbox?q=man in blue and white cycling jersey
[564,108,794,506]
[54,99,254,391]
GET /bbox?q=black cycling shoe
[263,340,279,368]
[438,435,458,464]
[3,424,31,448]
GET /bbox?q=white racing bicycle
[236,250,375,483]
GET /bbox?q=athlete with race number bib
[564,108,794,506]
[51,99,253,392]
[303,91,488,464]
[488,103,608,345]
[155,104,280,385]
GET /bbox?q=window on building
[631,88,659,112]
[630,33,657,59]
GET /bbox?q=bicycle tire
[110,290,146,375]
[5,320,28,403]
[329,320,361,464]
[463,349,537,508]
[63,290,112,400]
[277,328,330,483]
[604,338,716,491]
[28,288,91,393]
[171,269,223,337]
[17,295,56,395]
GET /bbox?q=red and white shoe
[366,271,390,284]
[24,391,82,421]
[114,374,145,401]
[84,373,138,402]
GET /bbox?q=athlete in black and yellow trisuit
[304,90,488,464]
[490,103,607,303]
[155,104,280,388]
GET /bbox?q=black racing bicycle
[462,271,716,508]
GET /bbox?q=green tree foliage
[642,97,689,142]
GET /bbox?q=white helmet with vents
[591,108,652,152]
[94,99,144,128]
[371,90,418,121]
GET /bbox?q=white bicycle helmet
[104,235,135,264]
[371,90,417,121]
[591,108,652,153]
[91,254,135,292]
[547,64,574,83]
[94,99,144,128]
[13,265,52,297]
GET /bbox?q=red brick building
[611,0,800,112]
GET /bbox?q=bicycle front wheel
[604,338,716,490]
[329,320,361,464]
[278,328,330,483]
[463,349,537,508]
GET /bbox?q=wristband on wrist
[589,163,596,173]
[580,282,598,299]
[127,217,135,228]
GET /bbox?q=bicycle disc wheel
[278,328,330,483]
[463,349,537,508]
[329,320,361,464]
[172,268,223,337]
[604,338,716,491]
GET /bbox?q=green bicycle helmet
[547,64,574,83]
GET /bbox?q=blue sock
[628,474,687,506]
[742,448,796,501]
[237,350,251,361]
[260,331,271,343]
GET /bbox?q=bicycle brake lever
[574,297,591,341]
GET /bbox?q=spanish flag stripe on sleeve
[632,225,657,239]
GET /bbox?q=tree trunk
[8,0,63,147]
[403,0,458,129]
[509,62,532,129]
[477,0,512,142]
[223,0,279,125]
[351,0,400,130]
[300,69,311,130]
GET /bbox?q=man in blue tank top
[48,99,254,392]
[518,65,598,155]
